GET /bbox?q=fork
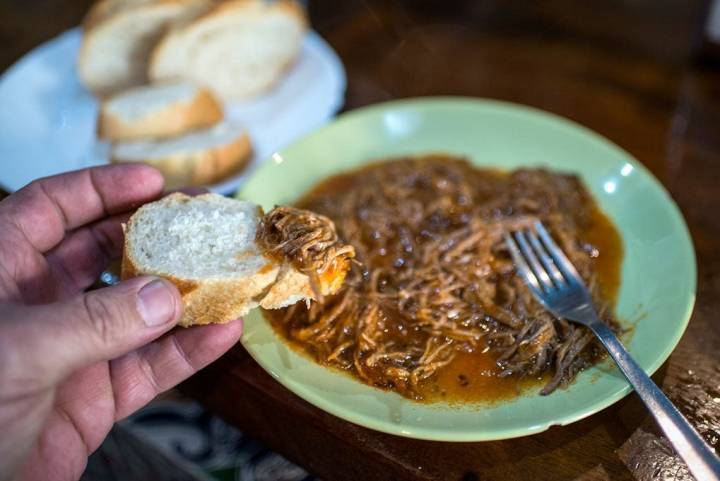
[505,220,720,481]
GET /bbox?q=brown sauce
[263,155,623,403]
[419,205,621,402]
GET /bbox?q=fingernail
[137,279,177,327]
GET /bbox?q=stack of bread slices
[78,0,307,100]
[100,80,252,188]
[81,0,307,188]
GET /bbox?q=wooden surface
[3,1,720,480]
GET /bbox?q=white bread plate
[0,27,345,194]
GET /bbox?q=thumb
[1,276,182,385]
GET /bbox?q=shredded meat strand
[257,206,355,300]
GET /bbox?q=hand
[0,165,243,481]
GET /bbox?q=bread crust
[99,84,223,141]
[83,0,153,30]
[111,129,252,189]
[83,0,119,30]
[199,0,307,24]
[124,251,277,326]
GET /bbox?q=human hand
[0,165,243,481]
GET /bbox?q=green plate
[237,98,696,441]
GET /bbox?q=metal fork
[505,220,720,481]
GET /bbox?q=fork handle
[588,320,720,481]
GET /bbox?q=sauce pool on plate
[264,155,623,403]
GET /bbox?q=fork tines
[503,220,580,294]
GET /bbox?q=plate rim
[238,96,697,441]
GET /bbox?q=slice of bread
[78,0,211,96]
[121,193,353,326]
[148,0,307,101]
[111,120,252,188]
[99,81,223,141]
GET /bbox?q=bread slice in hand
[78,0,211,96]
[121,193,354,327]
[111,120,252,189]
[99,81,223,141]
[148,0,307,101]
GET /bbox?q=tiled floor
[83,400,318,481]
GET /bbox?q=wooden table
[3,1,720,480]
